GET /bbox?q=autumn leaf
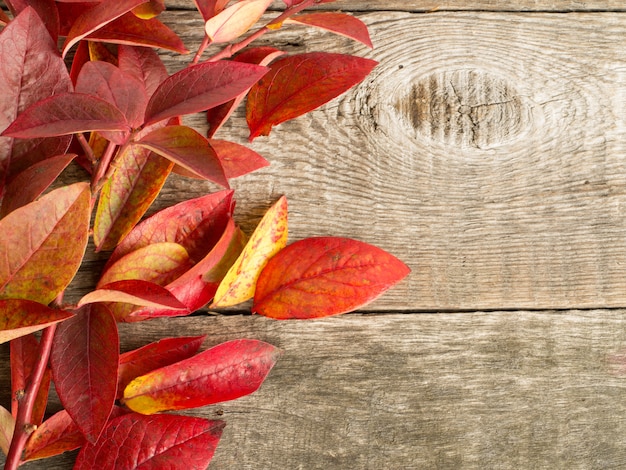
[3,0,60,42]
[193,0,230,20]
[78,280,188,311]
[0,300,73,344]
[122,339,280,414]
[0,183,90,304]
[286,12,373,48]
[74,413,224,469]
[253,237,411,319]
[132,0,165,19]
[50,304,119,443]
[211,139,269,178]
[118,44,169,98]
[246,52,377,140]
[204,0,273,44]
[212,196,288,308]
[0,405,14,456]
[22,410,83,461]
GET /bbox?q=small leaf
[211,139,269,178]
[212,196,288,307]
[286,12,373,48]
[135,125,228,187]
[0,183,90,304]
[0,405,14,456]
[132,0,165,19]
[144,61,268,125]
[246,52,377,140]
[117,336,205,399]
[79,280,188,310]
[0,299,72,344]
[204,0,273,44]
[22,410,83,461]
[118,44,168,98]
[253,237,411,319]
[74,414,224,469]
[123,339,280,414]
[50,304,119,443]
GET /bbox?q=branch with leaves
[0,0,409,468]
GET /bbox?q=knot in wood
[395,70,527,149]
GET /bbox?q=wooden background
[4,0,626,468]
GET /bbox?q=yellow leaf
[211,196,288,307]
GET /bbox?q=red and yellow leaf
[50,304,119,443]
[194,0,230,20]
[253,237,411,319]
[212,196,287,308]
[246,52,377,140]
[122,339,280,414]
[0,183,90,304]
[74,413,224,469]
[0,405,14,456]
[79,280,188,311]
[204,0,273,44]
[0,300,72,344]
[132,0,165,19]
[211,139,269,178]
[286,12,373,48]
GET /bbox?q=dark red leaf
[74,413,224,469]
[50,304,119,443]
[287,12,373,48]
[253,237,410,319]
[246,52,377,140]
[122,339,280,413]
[69,40,90,86]
[144,61,268,125]
[117,336,205,399]
[211,139,269,178]
[193,0,229,20]
[118,45,168,98]
[4,0,59,41]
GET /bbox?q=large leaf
[211,139,269,178]
[212,196,288,307]
[0,299,72,344]
[144,61,268,125]
[117,336,205,399]
[0,183,90,304]
[253,237,411,319]
[50,304,119,443]
[22,410,83,461]
[2,93,130,145]
[123,339,280,414]
[3,0,59,42]
[246,52,378,139]
[204,0,273,44]
[0,405,14,456]
[286,12,373,48]
[135,125,228,187]
[79,280,188,310]
[118,45,169,98]
[74,413,224,469]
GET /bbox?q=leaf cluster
[0,1,409,468]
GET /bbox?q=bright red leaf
[117,336,206,399]
[0,299,72,344]
[144,61,268,125]
[253,237,410,319]
[79,280,188,311]
[50,304,119,443]
[118,45,169,98]
[74,413,224,469]
[22,410,83,461]
[246,52,377,140]
[286,12,373,48]
[122,339,280,414]
[211,139,269,178]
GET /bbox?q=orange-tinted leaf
[0,405,14,456]
[2,93,130,144]
[253,237,411,319]
[118,45,168,98]
[93,145,173,251]
[0,10,10,26]
[0,153,76,217]
[246,52,377,140]
[0,183,90,304]
[79,280,188,310]
[212,196,287,308]
[135,125,228,187]
[50,304,119,443]
[211,139,269,178]
[204,0,272,44]
[117,336,205,400]
[144,61,268,126]
[286,12,372,48]
[123,339,280,414]
[132,0,165,19]
[22,410,83,461]
[74,413,224,469]
[0,299,72,344]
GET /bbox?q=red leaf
[4,0,59,41]
[135,125,228,187]
[0,299,72,344]
[246,52,377,140]
[193,0,229,20]
[122,339,280,414]
[22,410,83,461]
[79,280,188,310]
[132,0,165,19]
[0,183,90,304]
[76,61,148,128]
[211,139,269,178]
[117,336,205,400]
[62,0,152,57]
[253,237,410,319]
[118,45,168,99]
[2,93,130,144]
[286,12,373,48]
[50,304,119,443]
[144,61,268,126]
[74,413,224,469]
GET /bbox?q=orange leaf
[286,12,373,48]
[0,299,73,344]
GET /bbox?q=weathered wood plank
[3,311,626,469]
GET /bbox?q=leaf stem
[192,34,211,65]
[4,325,58,470]
[76,133,96,164]
[91,141,117,193]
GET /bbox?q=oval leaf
[74,413,224,469]
[0,183,90,304]
[122,339,280,414]
[253,237,411,319]
[50,304,119,443]
[286,12,373,48]
[204,0,273,44]
[78,280,188,310]
[144,61,268,125]
[211,196,288,308]
[246,52,377,140]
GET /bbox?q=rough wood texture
[4,312,626,469]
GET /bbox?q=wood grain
[3,311,626,469]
